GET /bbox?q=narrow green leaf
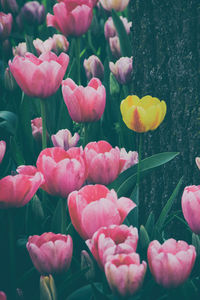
[155,177,183,231]
[25,35,38,56]
[145,212,155,237]
[139,225,150,250]
[192,233,200,256]
[51,198,67,234]
[111,9,132,57]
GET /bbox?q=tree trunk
[130,0,200,236]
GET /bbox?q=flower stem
[136,133,143,210]
[83,123,88,147]
[75,37,81,85]
[40,98,47,150]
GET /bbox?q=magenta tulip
[27,232,73,275]
[62,78,106,123]
[0,140,6,163]
[0,172,44,209]
[105,253,147,297]
[36,147,87,198]
[181,185,200,233]
[9,51,69,98]
[46,0,93,37]
[147,239,196,288]
[68,184,136,240]
[86,224,138,269]
[51,129,80,150]
[84,141,120,184]
[0,291,6,300]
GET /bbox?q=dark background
[129,0,200,236]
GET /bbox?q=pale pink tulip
[12,42,27,56]
[84,141,120,184]
[9,51,69,98]
[27,232,73,275]
[62,78,106,123]
[105,253,147,297]
[104,16,132,40]
[109,57,133,85]
[0,172,44,208]
[86,224,138,269]
[100,0,130,11]
[195,157,200,170]
[0,12,12,40]
[147,239,196,288]
[46,0,93,37]
[51,129,80,150]
[181,185,200,233]
[83,55,104,80]
[119,148,138,173]
[31,117,42,142]
[0,141,6,163]
[68,184,136,240]
[36,147,87,198]
[33,34,69,56]
[109,36,121,58]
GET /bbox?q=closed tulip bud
[182,185,200,234]
[195,157,200,170]
[27,232,73,275]
[109,36,121,58]
[51,129,79,151]
[12,42,27,56]
[148,239,196,288]
[81,250,95,281]
[109,57,133,85]
[120,95,167,133]
[84,55,104,81]
[20,1,45,26]
[105,253,147,298]
[40,275,57,300]
[4,67,17,91]
[52,34,69,55]
[0,291,7,300]
[104,16,132,40]
[0,12,12,40]
[0,0,18,14]
[100,0,130,11]
[31,117,48,143]
[0,141,6,164]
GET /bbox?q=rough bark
[130,0,200,235]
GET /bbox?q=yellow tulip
[120,95,167,133]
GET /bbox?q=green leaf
[139,225,150,250]
[145,212,155,237]
[66,283,104,300]
[25,35,38,56]
[155,177,183,231]
[192,233,200,256]
[108,152,179,196]
[51,198,67,234]
[0,110,18,135]
[111,9,132,57]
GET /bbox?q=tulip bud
[104,16,132,40]
[52,34,69,55]
[4,67,17,91]
[13,42,27,56]
[51,129,80,151]
[109,57,133,85]
[84,55,104,81]
[0,12,12,40]
[0,291,7,300]
[0,141,6,164]
[81,250,95,281]
[40,275,57,300]
[0,0,19,14]
[20,1,45,26]
[195,157,200,170]
[109,36,121,58]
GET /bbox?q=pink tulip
[0,172,44,209]
[9,51,69,98]
[12,42,27,56]
[46,0,93,37]
[31,117,42,142]
[109,57,133,85]
[147,238,196,288]
[83,55,104,80]
[68,184,136,240]
[0,292,6,300]
[100,0,130,11]
[109,36,121,58]
[33,34,69,56]
[86,224,138,269]
[27,232,73,275]
[0,12,12,40]
[33,38,55,55]
[181,185,200,233]
[0,140,6,163]
[36,147,87,198]
[62,78,106,123]
[51,129,80,150]
[105,253,147,297]
[104,16,132,40]
[119,148,138,173]
[84,141,120,184]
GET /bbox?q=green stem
[8,210,16,299]
[75,37,81,85]
[40,99,47,150]
[136,133,143,206]
[83,123,88,147]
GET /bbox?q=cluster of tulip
[0,0,200,299]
